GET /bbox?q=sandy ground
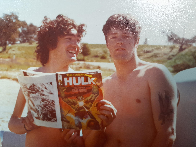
[0,79,27,131]
[76,61,116,70]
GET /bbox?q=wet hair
[35,14,86,66]
[102,14,141,41]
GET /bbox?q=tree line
[1,13,195,55]
[165,31,196,54]
[144,31,196,54]
[0,13,37,52]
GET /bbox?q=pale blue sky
[0,0,196,45]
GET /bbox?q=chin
[114,56,133,63]
[70,57,77,62]
[113,55,128,61]
[63,58,76,65]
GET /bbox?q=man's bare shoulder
[141,62,177,92]
[138,62,171,78]
[136,61,176,87]
[103,72,117,84]
[149,63,173,79]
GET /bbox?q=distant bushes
[28,40,34,45]
[165,46,196,73]
[93,55,99,58]
[100,54,107,59]
[76,57,85,61]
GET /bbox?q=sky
[0,0,196,45]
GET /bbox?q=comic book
[18,70,103,130]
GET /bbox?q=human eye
[109,36,117,39]
[123,35,132,39]
[64,36,72,41]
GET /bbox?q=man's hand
[20,111,39,132]
[82,100,116,147]
[62,129,84,147]
[97,100,117,129]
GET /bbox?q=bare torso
[26,127,66,147]
[103,64,157,147]
[25,67,71,147]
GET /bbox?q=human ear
[134,37,140,47]
[105,36,109,47]
[78,43,82,53]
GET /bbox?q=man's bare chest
[103,78,156,146]
[103,78,151,113]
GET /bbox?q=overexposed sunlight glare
[146,0,172,5]
[134,0,183,30]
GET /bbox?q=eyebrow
[64,34,76,37]
[109,32,132,35]
[109,32,118,35]
[63,34,81,41]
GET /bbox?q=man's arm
[8,88,37,134]
[148,65,178,147]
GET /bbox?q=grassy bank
[0,43,196,80]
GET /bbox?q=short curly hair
[35,14,86,66]
[102,14,141,41]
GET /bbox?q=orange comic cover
[57,70,103,130]
[18,70,103,130]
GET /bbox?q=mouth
[67,48,77,57]
[115,48,126,51]
[68,50,76,54]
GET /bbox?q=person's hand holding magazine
[97,99,117,129]
[82,99,117,147]
[62,129,84,147]
[60,100,117,147]
[20,111,40,132]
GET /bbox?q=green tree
[19,22,38,44]
[0,13,21,52]
[81,43,91,61]
[165,31,196,54]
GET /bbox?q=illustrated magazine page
[18,72,62,128]
[57,70,103,130]
[18,70,103,130]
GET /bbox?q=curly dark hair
[102,14,141,41]
[35,14,86,66]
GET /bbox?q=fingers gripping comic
[97,100,117,129]
[20,111,39,132]
[62,129,84,147]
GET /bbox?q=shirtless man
[8,15,116,147]
[101,14,178,147]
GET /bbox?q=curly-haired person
[8,14,116,147]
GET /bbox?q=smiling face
[106,28,139,62]
[49,29,81,65]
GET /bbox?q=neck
[113,54,141,79]
[42,60,71,73]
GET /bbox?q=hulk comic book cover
[18,70,103,130]
[57,70,103,130]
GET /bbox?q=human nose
[116,37,123,45]
[70,39,80,52]
[70,39,79,48]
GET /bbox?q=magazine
[18,70,103,130]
